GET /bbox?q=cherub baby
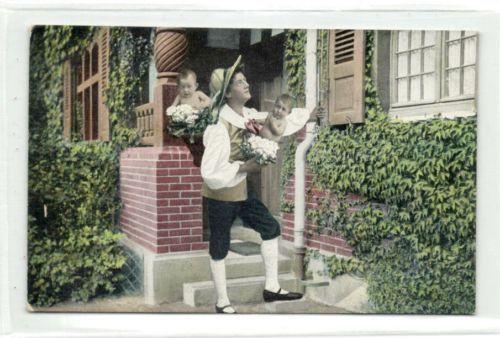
[171,69,212,111]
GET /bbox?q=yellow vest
[201,118,248,201]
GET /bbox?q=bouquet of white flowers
[241,134,280,165]
[166,104,212,143]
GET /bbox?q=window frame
[75,40,101,141]
[390,30,442,108]
[389,30,477,120]
[441,31,478,102]
[64,28,110,142]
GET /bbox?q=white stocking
[261,238,288,294]
[210,258,234,311]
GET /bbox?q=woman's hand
[310,106,326,119]
[238,158,262,173]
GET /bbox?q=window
[76,43,100,140]
[390,30,477,119]
[62,28,110,141]
[444,31,477,98]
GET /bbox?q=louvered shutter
[98,27,110,141]
[62,59,72,140]
[328,30,365,125]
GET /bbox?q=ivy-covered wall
[282,30,476,314]
[28,26,152,306]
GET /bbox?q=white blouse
[200,104,310,190]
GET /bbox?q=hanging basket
[181,134,205,167]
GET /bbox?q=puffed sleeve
[283,108,311,136]
[200,123,246,190]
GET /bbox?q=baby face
[272,99,291,119]
[178,74,197,99]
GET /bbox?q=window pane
[423,31,436,46]
[398,31,409,52]
[410,50,421,75]
[398,53,408,77]
[447,41,461,68]
[423,73,436,100]
[463,36,477,66]
[464,31,476,37]
[446,69,461,97]
[411,31,422,49]
[423,47,436,72]
[448,31,462,41]
[91,44,99,76]
[397,78,408,103]
[463,66,476,95]
[84,50,90,80]
[410,76,421,101]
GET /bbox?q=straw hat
[208,55,242,119]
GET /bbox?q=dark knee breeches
[205,197,281,260]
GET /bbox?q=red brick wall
[119,146,208,254]
[281,169,353,257]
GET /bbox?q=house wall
[280,129,354,257]
[281,172,354,257]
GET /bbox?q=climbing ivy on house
[28,26,152,306]
[284,29,306,106]
[107,27,152,147]
[305,248,364,279]
[279,138,297,213]
[286,30,476,314]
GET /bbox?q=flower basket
[165,104,213,167]
[181,134,205,167]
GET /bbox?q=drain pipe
[293,29,317,280]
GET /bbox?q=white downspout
[293,29,317,279]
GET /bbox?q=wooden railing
[135,102,155,146]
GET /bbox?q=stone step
[334,284,372,313]
[225,252,291,279]
[183,273,302,307]
[230,222,263,244]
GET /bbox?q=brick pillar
[119,146,207,254]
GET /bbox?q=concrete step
[334,284,372,313]
[225,252,291,279]
[230,222,263,244]
[183,273,302,307]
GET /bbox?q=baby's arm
[259,115,286,142]
[267,116,286,137]
[197,91,212,108]
[170,95,180,107]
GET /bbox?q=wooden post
[153,28,188,147]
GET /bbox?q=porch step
[230,221,263,244]
[183,273,301,307]
[225,252,291,279]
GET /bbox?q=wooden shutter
[328,30,365,125]
[62,59,73,140]
[98,27,110,141]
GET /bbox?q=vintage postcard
[27,26,477,315]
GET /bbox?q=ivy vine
[284,29,306,106]
[28,26,153,306]
[279,138,297,213]
[285,30,476,314]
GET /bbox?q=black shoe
[263,288,303,302]
[215,304,237,314]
